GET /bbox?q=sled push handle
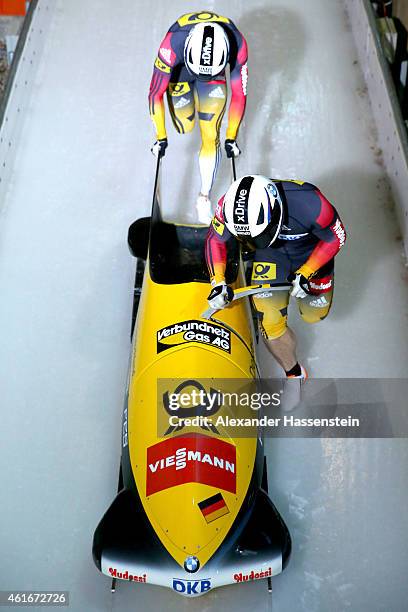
[151,151,164,214]
[231,156,237,182]
[201,283,291,320]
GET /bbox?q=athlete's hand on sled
[151,138,168,157]
[290,273,310,299]
[207,281,234,309]
[224,139,241,158]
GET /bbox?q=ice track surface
[0,0,408,611]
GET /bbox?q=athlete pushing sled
[205,175,347,387]
[148,11,248,223]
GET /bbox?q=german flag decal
[198,493,229,523]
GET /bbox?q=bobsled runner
[92,158,291,597]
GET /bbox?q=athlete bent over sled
[205,175,347,380]
[148,12,248,224]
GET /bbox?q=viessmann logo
[157,320,231,354]
[146,434,236,496]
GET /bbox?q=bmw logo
[184,556,200,573]
[267,183,278,197]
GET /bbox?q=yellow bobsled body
[93,209,291,597]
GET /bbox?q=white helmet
[184,23,229,80]
[223,175,284,248]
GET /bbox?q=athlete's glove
[207,282,234,310]
[224,139,241,158]
[290,273,310,299]
[151,138,168,158]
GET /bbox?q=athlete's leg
[267,329,299,372]
[251,255,300,372]
[254,294,299,372]
[195,79,227,197]
[167,81,196,134]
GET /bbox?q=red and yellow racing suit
[205,180,347,339]
[148,11,248,196]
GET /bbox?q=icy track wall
[0,0,54,207]
[346,0,408,258]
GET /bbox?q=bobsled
[92,161,291,597]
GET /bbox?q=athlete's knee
[300,310,327,324]
[182,119,195,133]
[298,292,333,324]
[170,108,195,134]
[198,106,222,131]
[257,307,288,340]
